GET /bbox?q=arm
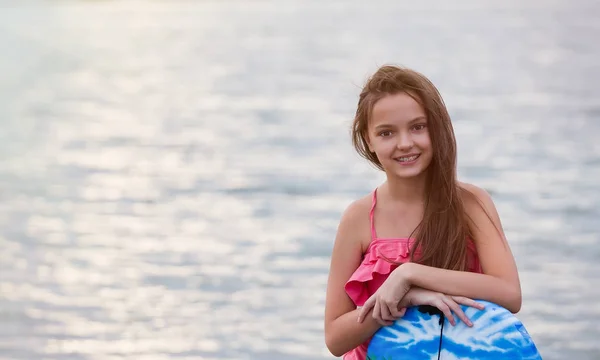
[324,200,383,357]
[396,184,522,313]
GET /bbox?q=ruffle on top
[344,238,482,307]
[344,238,414,307]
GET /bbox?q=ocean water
[0,1,599,359]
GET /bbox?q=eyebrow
[373,116,427,130]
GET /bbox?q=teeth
[397,155,419,162]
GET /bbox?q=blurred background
[1,0,599,359]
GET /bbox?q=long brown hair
[352,65,472,271]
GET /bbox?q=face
[366,92,433,180]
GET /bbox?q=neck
[382,173,428,204]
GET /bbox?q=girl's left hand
[356,267,411,325]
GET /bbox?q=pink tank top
[342,189,483,360]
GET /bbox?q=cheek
[416,135,433,163]
[375,140,397,155]
[417,133,432,150]
[422,141,434,165]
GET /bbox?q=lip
[394,153,420,166]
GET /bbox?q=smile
[394,154,420,163]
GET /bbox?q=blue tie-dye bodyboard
[367,301,542,359]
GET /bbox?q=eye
[378,130,393,137]
[412,124,427,131]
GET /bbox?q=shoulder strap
[369,188,378,241]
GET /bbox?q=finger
[389,303,404,318]
[380,301,395,322]
[372,300,382,325]
[372,301,390,326]
[434,299,455,326]
[396,307,407,317]
[451,296,485,310]
[443,297,472,327]
[356,306,366,323]
[357,296,375,323]
[379,302,392,321]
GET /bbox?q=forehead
[370,92,426,126]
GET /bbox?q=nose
[396,131,414,151]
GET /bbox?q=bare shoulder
[459,181,506,244]
[459,182,496,212]
[337,194,372,250]
[337,192,373,250]
[341,192,372,220]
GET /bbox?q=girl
[324,65,521,359]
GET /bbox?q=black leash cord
[418,306,446,360]
[437,314,445,360]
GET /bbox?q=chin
[393,169,427,179]
[381,165,427,180]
